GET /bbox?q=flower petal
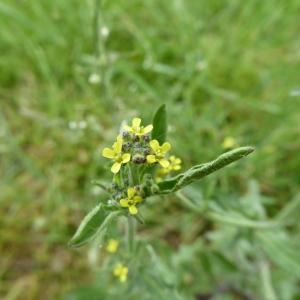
[113,136,123,154]
[127,187,136,199]
[129,205,138,215]
[111,162,121,173]
[120,199,129,207]
[121,153,131,163]
[102,147,115,158]
[143,124,153,134]
[132,117,141,128]
[159,158,170,168]
[133,196,142,203]
[161,142,171,153]
[146,155,156,164]
[123,125,132,132]
[149,139,159,151]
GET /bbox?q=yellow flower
[106,239,119,253]
[156,155,181,182]
[146,139,171,168]
[123,117,153,137]
[119,187,143,215]
[113,263,128,283]
[222,136,236,149]
[102,136,131,173]
[158,155,182,175]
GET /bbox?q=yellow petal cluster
[113,263,128,282]
[222,136,236,149]
[102,136,131,173]
[106,239,119,253]
[119,187,143,215]
[123,117,153,137]
[146,139,171,168]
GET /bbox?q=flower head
[102,136,131,173]
[119,187,143,215]
[146,139,171,168]
[123,117,153,137]
[106,239,119,253]
[158,155,182,175]
[113,263,128,282]
[156,155,181,182]
[222,136,236,149]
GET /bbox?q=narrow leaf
[69,204,118,248]
[257,232,300,278]
[152,104,167,144]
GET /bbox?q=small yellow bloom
[113,263,128,283]
[158,155,182,176]
[106,239,119,253]
[102,136,131,173]
[123,117,153,137]
[119,187,143,215]
[146,139,171,168]
[222,136,236,149]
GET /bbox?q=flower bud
[122,131,130,139]
[133,135,140,142]
[143,147,151,156]
[142,134,150,142]
[132,154,146,164]
[122,142,131,152]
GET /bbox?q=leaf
[151,104,167,144]
[68,204,119,248]
[257,232,300,278]
[157,146,255,193]
[207,210,278,229]
[276,193,300,225]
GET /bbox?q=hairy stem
[127,216,135,254]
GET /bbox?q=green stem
[93,0,101,58]
[127,216,135,254]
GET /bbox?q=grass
[0,0,300,299]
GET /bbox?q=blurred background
[1,0,300,299]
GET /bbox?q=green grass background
[1,0,300,299]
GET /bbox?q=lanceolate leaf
[257,232,300,278]
[158,146,254,193]
[151,104,167,144]
[69,204,119,248]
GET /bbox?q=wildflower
[123,118,153,137]
[88,73,101,84]
[100,26,110,38]
[146,139,171,168]
[119,187,143,215]
[159,155,182,175]
[222,136,236,149]
[106,239,119,253]
[155,155,181,182]
[78,120,87,129]
[68,121,78,130]
[113,263,128,283]
[102,136,131,173]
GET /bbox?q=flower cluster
[101,117,181,215]
[106,239,119,253]
[113,263,128,282]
